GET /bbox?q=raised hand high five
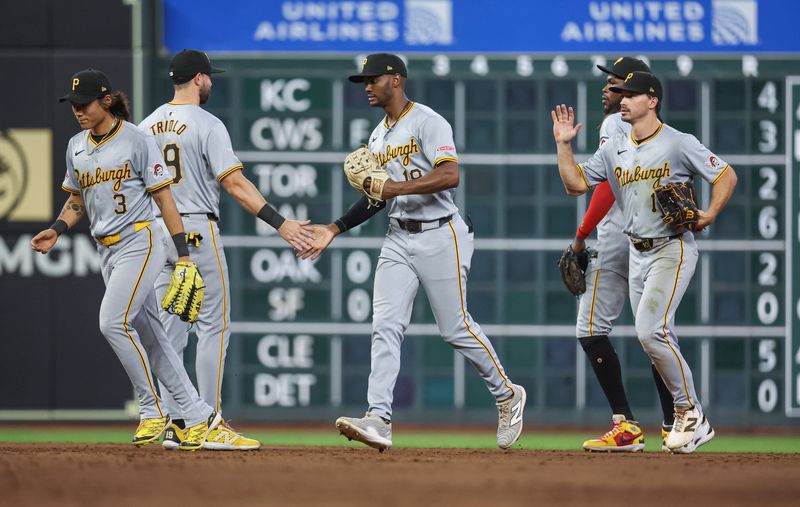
[551,104,583,145]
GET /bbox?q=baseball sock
[579,335,635,421]
[651,364,675,426]
[172,419,185,429]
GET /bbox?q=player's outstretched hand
[551,104,582,144]
[31,229,58,254]
[278,219,314,251]
[297,224,337,261]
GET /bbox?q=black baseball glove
[558,245,593,297]
[653,182,699,231]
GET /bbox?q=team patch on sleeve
[437,145,455,152]
[153,163,165,178]
[706,155,723,171]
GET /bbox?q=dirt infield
[1,445,798,507]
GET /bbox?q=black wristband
[172,233,190,257]
[50,219,69,236]
[336,196,386,232]
[257,203,286,230]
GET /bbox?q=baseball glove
[653,182,698,231]
[343,146,390,207]
[558,245,593,297]
[161,261,205,323]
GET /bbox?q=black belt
[157,212,218,222]
[395,215,452,234]
[180,212,218,222]
[630,233,683,252]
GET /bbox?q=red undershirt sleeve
[576,180,616,239]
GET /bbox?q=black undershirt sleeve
[334,196,386,233]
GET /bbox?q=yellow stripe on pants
[122,226,163,417]
[208,219,228,413]
[661,237,694,408]
[447,221,513,396]
[588,270,600,335]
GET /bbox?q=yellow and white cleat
[132,416,170,446]
[179,411,222,452]
[203,420,261,451]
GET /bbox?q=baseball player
[139,50,314,450]
[299,53,526,452]
[570,57,676,453]
[32,69,221,450]
[551,71,737,453]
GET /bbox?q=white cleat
[336,412,392,452]
[497,384,527,449]
[667,406,713,451]
[671,417,715,454]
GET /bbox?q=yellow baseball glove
[161,261,205,323]
[343,146,390,207]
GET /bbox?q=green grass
[1,428,798,453]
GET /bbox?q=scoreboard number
[516,56,533,77]
[757,81,779,113]
[758,253,778,286]
[346,250,372,322]
[758,206,779,239]
[470,55,489,76]
[758,120,778,153]
[758,167,778,199]
[758,340,778,413]
[432,55,450,76]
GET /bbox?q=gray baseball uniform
[576,113,629,337]
[578,122,730,408]
[139,103,242,416]
[62,120,213,426]
[365,102,514,420]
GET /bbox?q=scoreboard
[146,54,800,425]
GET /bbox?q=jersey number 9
[163,143,183,184]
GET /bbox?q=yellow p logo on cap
[361,57,368,71]
[72,78,80,91]
[625,73,634,82]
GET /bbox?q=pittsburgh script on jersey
[376,138,419,167]
[614,161,671,188]
[75,163,132,192]
[148,119,187,136]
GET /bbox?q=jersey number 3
[163,143,183,184]
[113,193,127,215]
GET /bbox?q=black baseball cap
[597,56,651,80]
[348,53,407,83]
[609,71,663,101]
[169,49,224,84]
[59,69,111,104]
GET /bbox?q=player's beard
[199,82,211,104]
[604,98,622,116]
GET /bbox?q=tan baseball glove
[343,146,390,207]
